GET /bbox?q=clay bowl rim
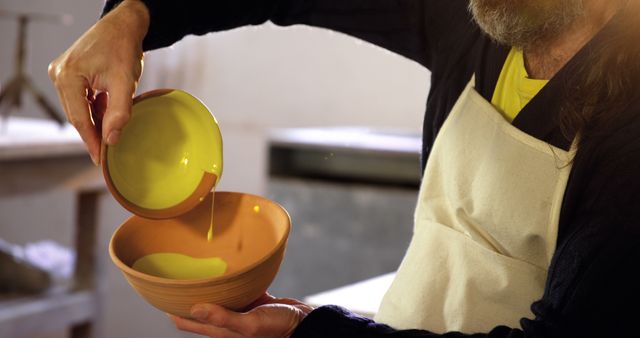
[108,191,291,286]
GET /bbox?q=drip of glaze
[207,189,215,242]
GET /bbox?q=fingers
[52,73,101,164]
[246,293,311,309]
[50,63,136,164]
[191,304,261,337]
[102,76,135,145]
[168,314,244,338]
[91,91,109,139]
[48,4,145,163]
[270,297,309,307]
[243,293,277,310]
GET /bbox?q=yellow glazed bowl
[102,89,223,219]
[109,191,291,318]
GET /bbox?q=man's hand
[168,294,314,338]
[48,0,150,164]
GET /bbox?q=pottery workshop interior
[0,1,428,337]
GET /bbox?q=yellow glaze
[207,191,215,242]
[132,253,227,280]
[107,90,223,210]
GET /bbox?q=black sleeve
[520,131,640,338]
[101,0,474,69]
[291,130,640,338]
[291,306,518,338]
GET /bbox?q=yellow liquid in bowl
[132,253,227,280]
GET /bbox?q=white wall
[140,24,430,194]
[142,24,429,129]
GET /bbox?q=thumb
[102,80,135,145]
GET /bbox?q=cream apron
[375,78,574,333]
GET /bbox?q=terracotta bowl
[109,191,291,318]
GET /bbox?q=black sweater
[102,1,640,337]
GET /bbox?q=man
[49,0,640,337]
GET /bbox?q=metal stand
[0,11,73,129]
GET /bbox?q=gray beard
[468,0,585,49]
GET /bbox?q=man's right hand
[49,0,150,165]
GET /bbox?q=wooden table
[0,117,106,338]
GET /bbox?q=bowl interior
[110,191,290,281]
[105,89,223,216]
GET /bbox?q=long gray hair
[559,1,640,147]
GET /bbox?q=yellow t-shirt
[491,48,549,122]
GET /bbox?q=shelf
[0,290,96,338]
[0,143,106,338]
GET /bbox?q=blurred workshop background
[0,0,430,337]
